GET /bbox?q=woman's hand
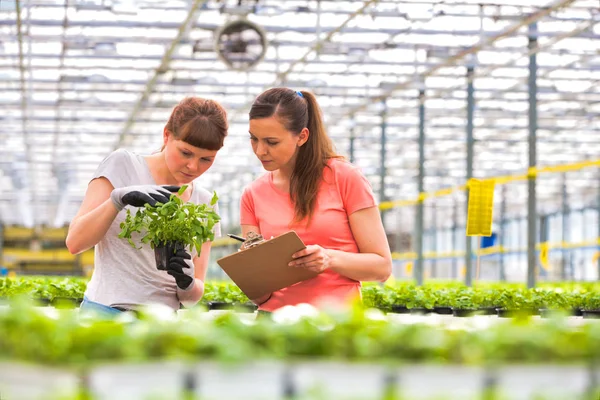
[289,245,332,274]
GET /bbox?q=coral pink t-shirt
[240,158,377,312]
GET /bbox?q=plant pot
[235,303,258,313]
[208,301,234,311]
[389,305,409,314]
[581,309,600,319]
[433,306,453,315]
[497,308,537,318]
[540,308,576,318]
[32,297,52,306]
[479,306,499,315]
[51,297,79,309]
[409,307,433,315]
[572,307,583,316]
[154,241,185,271]
[452,308,481,317]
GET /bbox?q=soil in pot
[208,301,234,311]
[154,241,185,271]
[51,297,79,309]
[409,307,433,315]
[433,306,453,315]
[497,308,537,318]
[452,308,481,317]
[389,305,409,314]
[582,309,600,319]
[478,306,499,315]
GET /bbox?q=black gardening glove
[110,185,180,211]
[166,249,195,291]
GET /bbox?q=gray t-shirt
[84,149,221,311]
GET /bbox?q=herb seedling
[118,185,220,254]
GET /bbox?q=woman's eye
[181,151,192,157]
[249,136,257,141]
[267,141,278,146]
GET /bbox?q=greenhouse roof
[0,0,598,228]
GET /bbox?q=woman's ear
[163,127,171,146]
[297,128,309,147]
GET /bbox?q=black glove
[167,249,195,291]
[110,185,180,211]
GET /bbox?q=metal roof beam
[114,0,208,150]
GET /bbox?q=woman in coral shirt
[240,88,392,312]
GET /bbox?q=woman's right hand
[110,185,180,211]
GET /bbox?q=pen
[227,234,246,242]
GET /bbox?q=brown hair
[249,88,341,224]
[164,97,228,150]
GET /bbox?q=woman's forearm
[178,278,205,307]
[66,199,119,254]
[326,249,392,282]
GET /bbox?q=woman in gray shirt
[66,97,227,314]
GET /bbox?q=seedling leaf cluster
[118,185,220,254]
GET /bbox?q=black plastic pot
[433,306,453,315]
[389,305,409,314]
[497,308,537,318]
[236,303,259,313]
[154,241,185,271]
[32,297,52,306]
[452,308,481,317]
[51,297,80,309]
[409,307,433,315]
[479,306,499,315]
[208,301,234,311]
[573,307,583,317]
[582,309,600,319]
[540,308,577,318]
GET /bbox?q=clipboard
[216,231,318,300]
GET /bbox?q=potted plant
[388,286,416,314]
[449,289,482,317]
[118,185,220,271]
[406,288,435,314]
[580,292,600,319]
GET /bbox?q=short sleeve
[338,163,377,215]
[240,186,258,226]
[91,149,130,189]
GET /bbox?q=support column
[527,22,538,289]
[379,101,387,229]
[415,89,426,286]
[561,175,569,281]
[452,199,458,279]
[499,185,507,281]
[431,204,437,278]
[349,119,356,164]
[465,65,475,286]
[597,171,600,280]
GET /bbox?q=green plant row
[1,299,600,367]
[361,282,600,312]
[0,277,250,306]
[1,277,599,312]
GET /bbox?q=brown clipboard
[216,231,318,300]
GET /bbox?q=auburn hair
[249,88,342,224]
[164,97,228,150]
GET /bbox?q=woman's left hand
[289,245,332,274]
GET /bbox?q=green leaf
[210,191,218,206]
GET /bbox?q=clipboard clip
[240,231,266,250]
